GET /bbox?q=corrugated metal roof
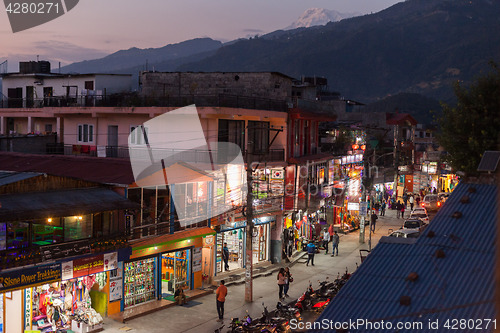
[0,187,140,221]
[0,171,42,186]
[311,182,497,332]
[0,152,134,185]
[477,151,500,172]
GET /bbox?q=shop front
[125,227,214,307]
[1,250,125,333]
[215,216,273,274]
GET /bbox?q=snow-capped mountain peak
[286,8,359,29]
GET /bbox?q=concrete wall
[2,74,132,101]
[140,72,293,100]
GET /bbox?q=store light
[155,246,158,250]
[187,239,191,243]
[47,218,52,223]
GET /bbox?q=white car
[403,218,428,232]
[389,228,421,238]
[409,211,429,223]
[412,207,427,215]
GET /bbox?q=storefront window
[217,229,244,272]
[0,222,6,250]
[161,249,191,294]
[6,222,29,249]
[64,215,92,241]
[124,257,157,308]
[32,223,63,246]
[26,275,106,332]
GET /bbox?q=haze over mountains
[61,0,500,111]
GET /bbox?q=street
[102,208,410,333]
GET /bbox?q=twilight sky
[0,0,401,71]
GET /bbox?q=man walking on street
[380,201,386,216]
[331,231,339,256]
[409,195,414,211]
[396,201,401,219]
[370,210,378,234]
[306,241,316,266]
[322,228,330,254]
[216,280,227,322]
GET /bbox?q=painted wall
[4,290,23,333]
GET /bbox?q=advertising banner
[0,263,61,293]
[62,252,118,280]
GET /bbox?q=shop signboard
[24,288,32,330]
[40,239,92,261]
[359,202,368,217]
[0,289,3,333]
[0,263,61,293]
[193,247,202,272]
[62,252,118,280]
[109,262,123,302]
[347,202,360,211]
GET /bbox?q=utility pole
[244,150,254,302]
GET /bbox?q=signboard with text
[62,252,118,280]
[0,263,61,293]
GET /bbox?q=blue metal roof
[311,182,497,332]
[0,171,42,186]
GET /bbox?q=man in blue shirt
[222,242,230,271]
[305,241,316,266]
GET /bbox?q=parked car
[403,218,428,232]
[438,192,450,204]
[409,211,429,223]
[389,228,421,238]
[421,194,441,211]
[412,207,427,215]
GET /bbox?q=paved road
[102,208,414,333]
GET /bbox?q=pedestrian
[277,268,287,300]
[322,228,330,254]
[380,201,386,216]
[305,241,316,266]
[396,200,401,218]
[416,195,421,207]
[370,210,378,233]
[331,231,339,256]
[401,203,406,219]
[403,193,408,208]
[409,195,414,211]
[283,267,292,298]
[216,280,227,322]
[222,242,230,271]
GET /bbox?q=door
[161,249,191,294]
[107,125,119,157]
[26,86,34,107]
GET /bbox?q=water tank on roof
[19,61,51,74]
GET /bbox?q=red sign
[73,254,105,278]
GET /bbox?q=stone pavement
[102,208,405,333]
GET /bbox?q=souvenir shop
[1,251,122,333]
[124,228,212,307]
[216,217,272,273]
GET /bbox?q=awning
[0,187,140,222]
[130,227,215,258]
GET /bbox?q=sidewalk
[103,209,403,333]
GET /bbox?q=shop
[125,227,213,306]
[215,216,273,273]
[1,251,123,333]
[124,257,157,308]
[160,249,191,294]
[216,222,245,272]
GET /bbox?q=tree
[437,62,500,175]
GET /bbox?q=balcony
[0,93,289,112]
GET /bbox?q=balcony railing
[0,93,289,112]
[44,143,286,162]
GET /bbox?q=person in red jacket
[216,280,228,322]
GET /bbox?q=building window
[45,124,53,133]
[78,124,94,143]
[218,119,244,150]
[248,121,269,155]
[130,125,149,145]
